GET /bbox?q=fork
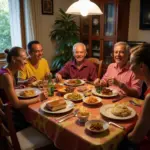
[56,109,79,123]
[56,112,74,121]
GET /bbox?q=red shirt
[58,59,97,81]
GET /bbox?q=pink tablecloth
[24,96,143,150]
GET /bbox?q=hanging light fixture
[66,0,103,16]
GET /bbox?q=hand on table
[15,84,26,89]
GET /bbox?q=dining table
[22,83,143,150]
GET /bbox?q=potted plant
[50,8,79,71]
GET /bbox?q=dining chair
[0,100,52,150]
[87,58,103,78]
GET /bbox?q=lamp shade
[66,0,103,16]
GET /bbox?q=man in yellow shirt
[18,41,50,85]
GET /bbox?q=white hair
[73,42,86,53]
[114,41,130,54]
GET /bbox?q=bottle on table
[48,74,54,96]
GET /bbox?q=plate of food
[85,120,109,133]
[64,92,84,102]
[92,87,118,98]
[100,103,136,120]
[83,96,102,105]
[15,88,41,98]
[40,99,74,114]
[64,79,85,86]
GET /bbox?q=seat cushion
[7,126,52,150]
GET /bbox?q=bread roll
[46,98,66,111]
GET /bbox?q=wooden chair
[0,100,52,150]
[87,58,103,78]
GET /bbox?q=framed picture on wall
[41,0,53,15]
[140,0,150,30]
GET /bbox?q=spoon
[108,122,125,130]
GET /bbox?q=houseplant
[50,8,79,71]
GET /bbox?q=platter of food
[64,92,84,102]
[85,120,109,133]
[83,96,102,105]
[92,87,118,98]
[64,79,85,86]
[40,99,74,114]
[100,104,136,120]
[15,88,41,98]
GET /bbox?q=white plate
[83,96,102,105]
[40,100,74,114]
[92,88,118,98]
[64,79,85,86]
[100,104,136,120]
[15,88,41,98]
[85,120,109,133]
[64,92,85,102]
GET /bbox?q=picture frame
[41,0,53,15]
[140,0,150,30]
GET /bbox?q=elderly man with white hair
[94,41,142,97]
[55,42,98,81]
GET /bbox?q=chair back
[87,58,103,78]
[0,100,21,150]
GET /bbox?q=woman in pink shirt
[94,42,142,97]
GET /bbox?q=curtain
[24,0,38,44]
[8,0,22,47]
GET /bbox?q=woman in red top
[0,47,40,130]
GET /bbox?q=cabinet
[80,0,130,65]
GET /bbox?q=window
[0,0,11,53]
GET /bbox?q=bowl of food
[77,107,89,123]
[85,120,109,133]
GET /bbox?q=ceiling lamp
[66,0,103,16]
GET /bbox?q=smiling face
[113,44,129,67]
[130,54,144,80]
[13,50,27,70]
[73,44,87,63]
[29,44,43,61]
